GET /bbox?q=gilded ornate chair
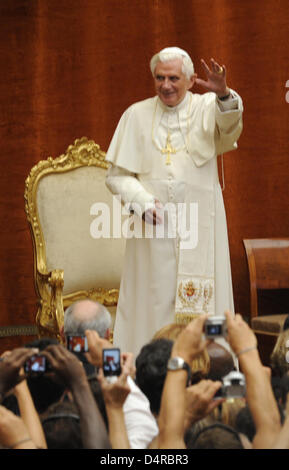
[25,137,126,340]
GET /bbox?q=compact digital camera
[204,316,227,338]
[215,371,246,399]
[24,354,49,375]
[66,334,89,353]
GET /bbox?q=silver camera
[204,316,227,338]
[215,371,246,399]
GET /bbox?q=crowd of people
[0,299,289,449]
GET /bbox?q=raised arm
[158,314,210,448]
[97,362,131,449]
[85,329,158,449]
[14,378,47,449]
[224,310,281,449]
[272,392,289,448]
[0,405,37,449]
[195,58,243,155]
[42,344,110,449]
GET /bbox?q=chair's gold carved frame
[24,137,119,340]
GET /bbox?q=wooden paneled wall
[0,0,289,350]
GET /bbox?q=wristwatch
[167,357,192,385]
[218,92,231,101]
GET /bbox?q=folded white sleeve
[216,89,240,112]
[106,165,155,214]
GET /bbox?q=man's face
[154,58,195,107]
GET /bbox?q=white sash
[175,185,215,319]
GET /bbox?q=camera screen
[103,348,121,376]
[224,384,246,399]
[207,324,222,336]
[67,335,88,353]
[25,355,46,373]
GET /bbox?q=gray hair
[64,300,111,338]
[150,46,195,80]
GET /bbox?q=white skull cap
[159,47,191,60]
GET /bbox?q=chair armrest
[36,268,64,340]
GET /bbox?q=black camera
[214,371,246,399]
[204,316,227,338]
[24,354,49,375]
[66,334,88,353]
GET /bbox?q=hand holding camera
[204,316,227,338]
[98,348,131,408]
[66,335,89,353]
[224,310,257,358]
[84,329,112,368]
[185,379,224,427]
[0,348,39,395]
[24,354,50,376]
[214,371,246,399]
[102,348,121,381]
[23,335,89,378]
[40,344,86,389]
[172,314,211,363]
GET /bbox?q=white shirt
[124,376,158,449]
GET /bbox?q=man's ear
[105,328,111,341]
[188,73,197,90]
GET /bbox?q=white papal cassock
[105,90,243,358]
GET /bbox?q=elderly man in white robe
[105,47,243,358]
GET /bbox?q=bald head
[64,299,111,339]
[72,300,101,322]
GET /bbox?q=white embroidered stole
[174,185,215,323]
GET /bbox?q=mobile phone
[66,335,88,353]
[102,348,121,377]
[24,354,47,375]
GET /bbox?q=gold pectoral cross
[161,133,176,165]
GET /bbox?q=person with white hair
[62,299,159,449]
[105,46,243,358]
[63,299,112,340]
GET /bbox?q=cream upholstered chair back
[25,137,126,339]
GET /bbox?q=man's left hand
[195,58,230,98]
